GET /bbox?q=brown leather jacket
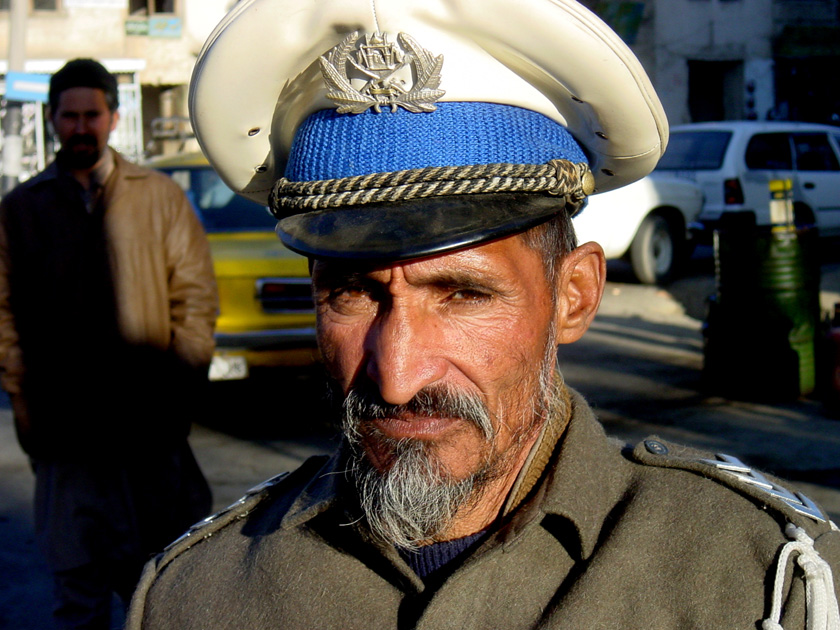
[0,151,218,452]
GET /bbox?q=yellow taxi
[147,152,318,380]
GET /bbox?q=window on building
[129,0,175,14]
[688,59,744,122]
[0,0,59,9]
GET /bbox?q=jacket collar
[502,377,573,516]
[36,160,61,183]
[532,388,631,559]
[110,149,151,180]
[36,148,150,185]
[280,449,345,530]
[89,146,115,186]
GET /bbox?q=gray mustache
[342,383,495,441]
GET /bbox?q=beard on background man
[60,133,101,170]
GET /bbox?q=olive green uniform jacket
[128,390,840,629]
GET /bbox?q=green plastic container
[703,222,820,400]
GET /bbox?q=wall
[0,0,232,158]
[652,0,774,124]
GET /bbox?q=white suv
[655,121,840,236]
[573,173,704,285]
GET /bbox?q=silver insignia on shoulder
[243,471,290,496]
[701,454,826,523]
[319,31,445,114]
[164,472,291,552]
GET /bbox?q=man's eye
[448,289,492,303]
[334,286,369,300]
[322,285,377,314]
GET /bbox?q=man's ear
[554,241,606,345]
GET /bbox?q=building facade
[588,0,840,127]
[0,0,231,177]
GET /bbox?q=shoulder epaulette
[631,437,840,628]
[630,437,838,532]
[127,456,332,628]
[158,455,330,566]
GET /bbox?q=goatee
[337,370,555,548]
[59,135,101,170]
[340,382,500,550]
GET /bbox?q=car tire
[629,213,680,285]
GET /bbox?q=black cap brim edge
[276,193,571,261]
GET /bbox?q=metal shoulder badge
[642,439,834,526]
[163,471,290,554]
[319,31,445,114]
[702,453,828,524]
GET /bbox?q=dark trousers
[33,443,212,630]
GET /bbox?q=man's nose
[364,305,446,405]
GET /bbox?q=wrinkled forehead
[311,232,545,289]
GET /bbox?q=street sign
[149,16,182,38]
[4,71,50,103]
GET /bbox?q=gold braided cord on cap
[269,160,594,218]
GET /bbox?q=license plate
[208,353,249,381]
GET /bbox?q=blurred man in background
[0,58,218,629]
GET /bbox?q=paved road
[2,246,840,629]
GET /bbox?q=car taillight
[256,278,314,313]
[724,178,744,205]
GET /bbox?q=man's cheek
[318,326,364,389]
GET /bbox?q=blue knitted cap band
[285,102,587,181]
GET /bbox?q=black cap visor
[276,192,567,261]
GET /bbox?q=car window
[162,167,278,233]
[792,133,840,171]
[656,130,731,170]
[745,133,792,170]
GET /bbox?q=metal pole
[2,0,27,195]
[34,100,44,171]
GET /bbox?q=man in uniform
[128,1,840,628]
[0,59,218,628]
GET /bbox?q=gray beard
[339,323,559,550]
[346,435,488,550]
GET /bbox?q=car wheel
[629,213,679,285]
